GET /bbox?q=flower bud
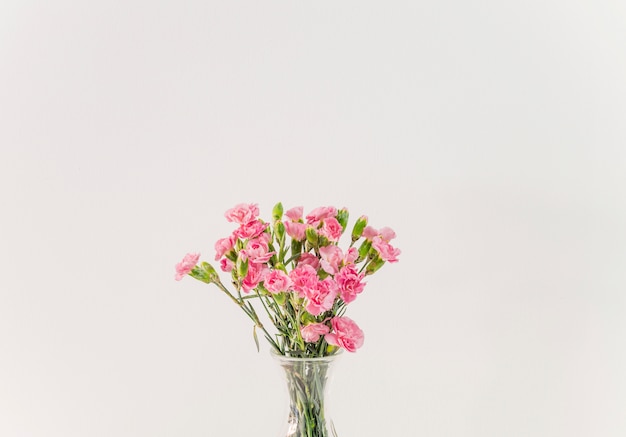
[272,202,284,222]
[358,239,372,260]
[291,240,302,258]
[236,255,249,278]
[200,262,218,282]
[351,215,368,242]
[274,221,285,245]
[189,262,219,284]
[301,312,316,325]
[336,208,349,232]
[365,257,385,275]
[273,292,287,305]
[305,227,319,247]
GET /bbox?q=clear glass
[271,351,343,437]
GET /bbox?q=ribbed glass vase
[272,351,343,437]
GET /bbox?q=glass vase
[272,351,342,437]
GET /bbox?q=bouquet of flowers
[175,202,400,358]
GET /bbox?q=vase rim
[269,348,344,362]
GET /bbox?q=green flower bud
[358,239,372,260]
[351,215,368,242]
[301,312,316,325]
[272,202,284,222]
[236,256,249,278]
[326,344,339,355]
[305,227,319,247]
[257,282,270,295]
[273,262,287,273]
[273,292,287,306]
[336,208,349,232]
[290,240,302,260]
[200,262,218,281]
[274,221,286,245]
[189,262,219,284]
[365,257,385,275]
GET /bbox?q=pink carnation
[301,323,330,343]
[306,206,337,226]
[214,235,235,261]
[175,253,200,281]
[284,221,307,241]
[297,253,320,270]
[362,226,397,242]
[242,263,268,293]
[362,226,379,240]
[319,245,343,275]
[335,264,366,303]
[220,258,234,272]
[304,277,338,316]
[378,227,397,242]
[289,264,318,297]
[284,206,303,221]
[325,317,364,352]
[343,247,358,264]
[264,269,293,294]
[372,237,401,263]
[243,234,275,264]
[319,217,343,242]
[234,220,268,239]
[225,203,260,224]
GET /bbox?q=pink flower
[243,234,275,264]
[301,323,330,343]
[362,226,397,242]
[371,237,401,263]
[234,220,268,240]
[335,264,366,303]
[304,277,338,316]
[214,235,235,261]
[319,245,343,275]
[241,263,268,293]
[224,203,260,224]
[264,269,293,294]
[319,217,343,242]
[362,226,379,240]
[306,206,337,226]
[297,253,320,270]
[220,258,234,272]
[325,317,364,352]
[343,247,358,264]
[175,253,200,281]
[379,227,397,242]
[284,221,307,241]
[284,206,303,221]
[289,264,318,297]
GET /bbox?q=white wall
[1,1,625,436]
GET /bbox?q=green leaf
[331,420,339,437]
[253,325,260,352]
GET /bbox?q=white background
[1,1,625,436]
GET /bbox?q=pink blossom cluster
[175,202,400,354]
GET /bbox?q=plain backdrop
[1,1,625,436]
